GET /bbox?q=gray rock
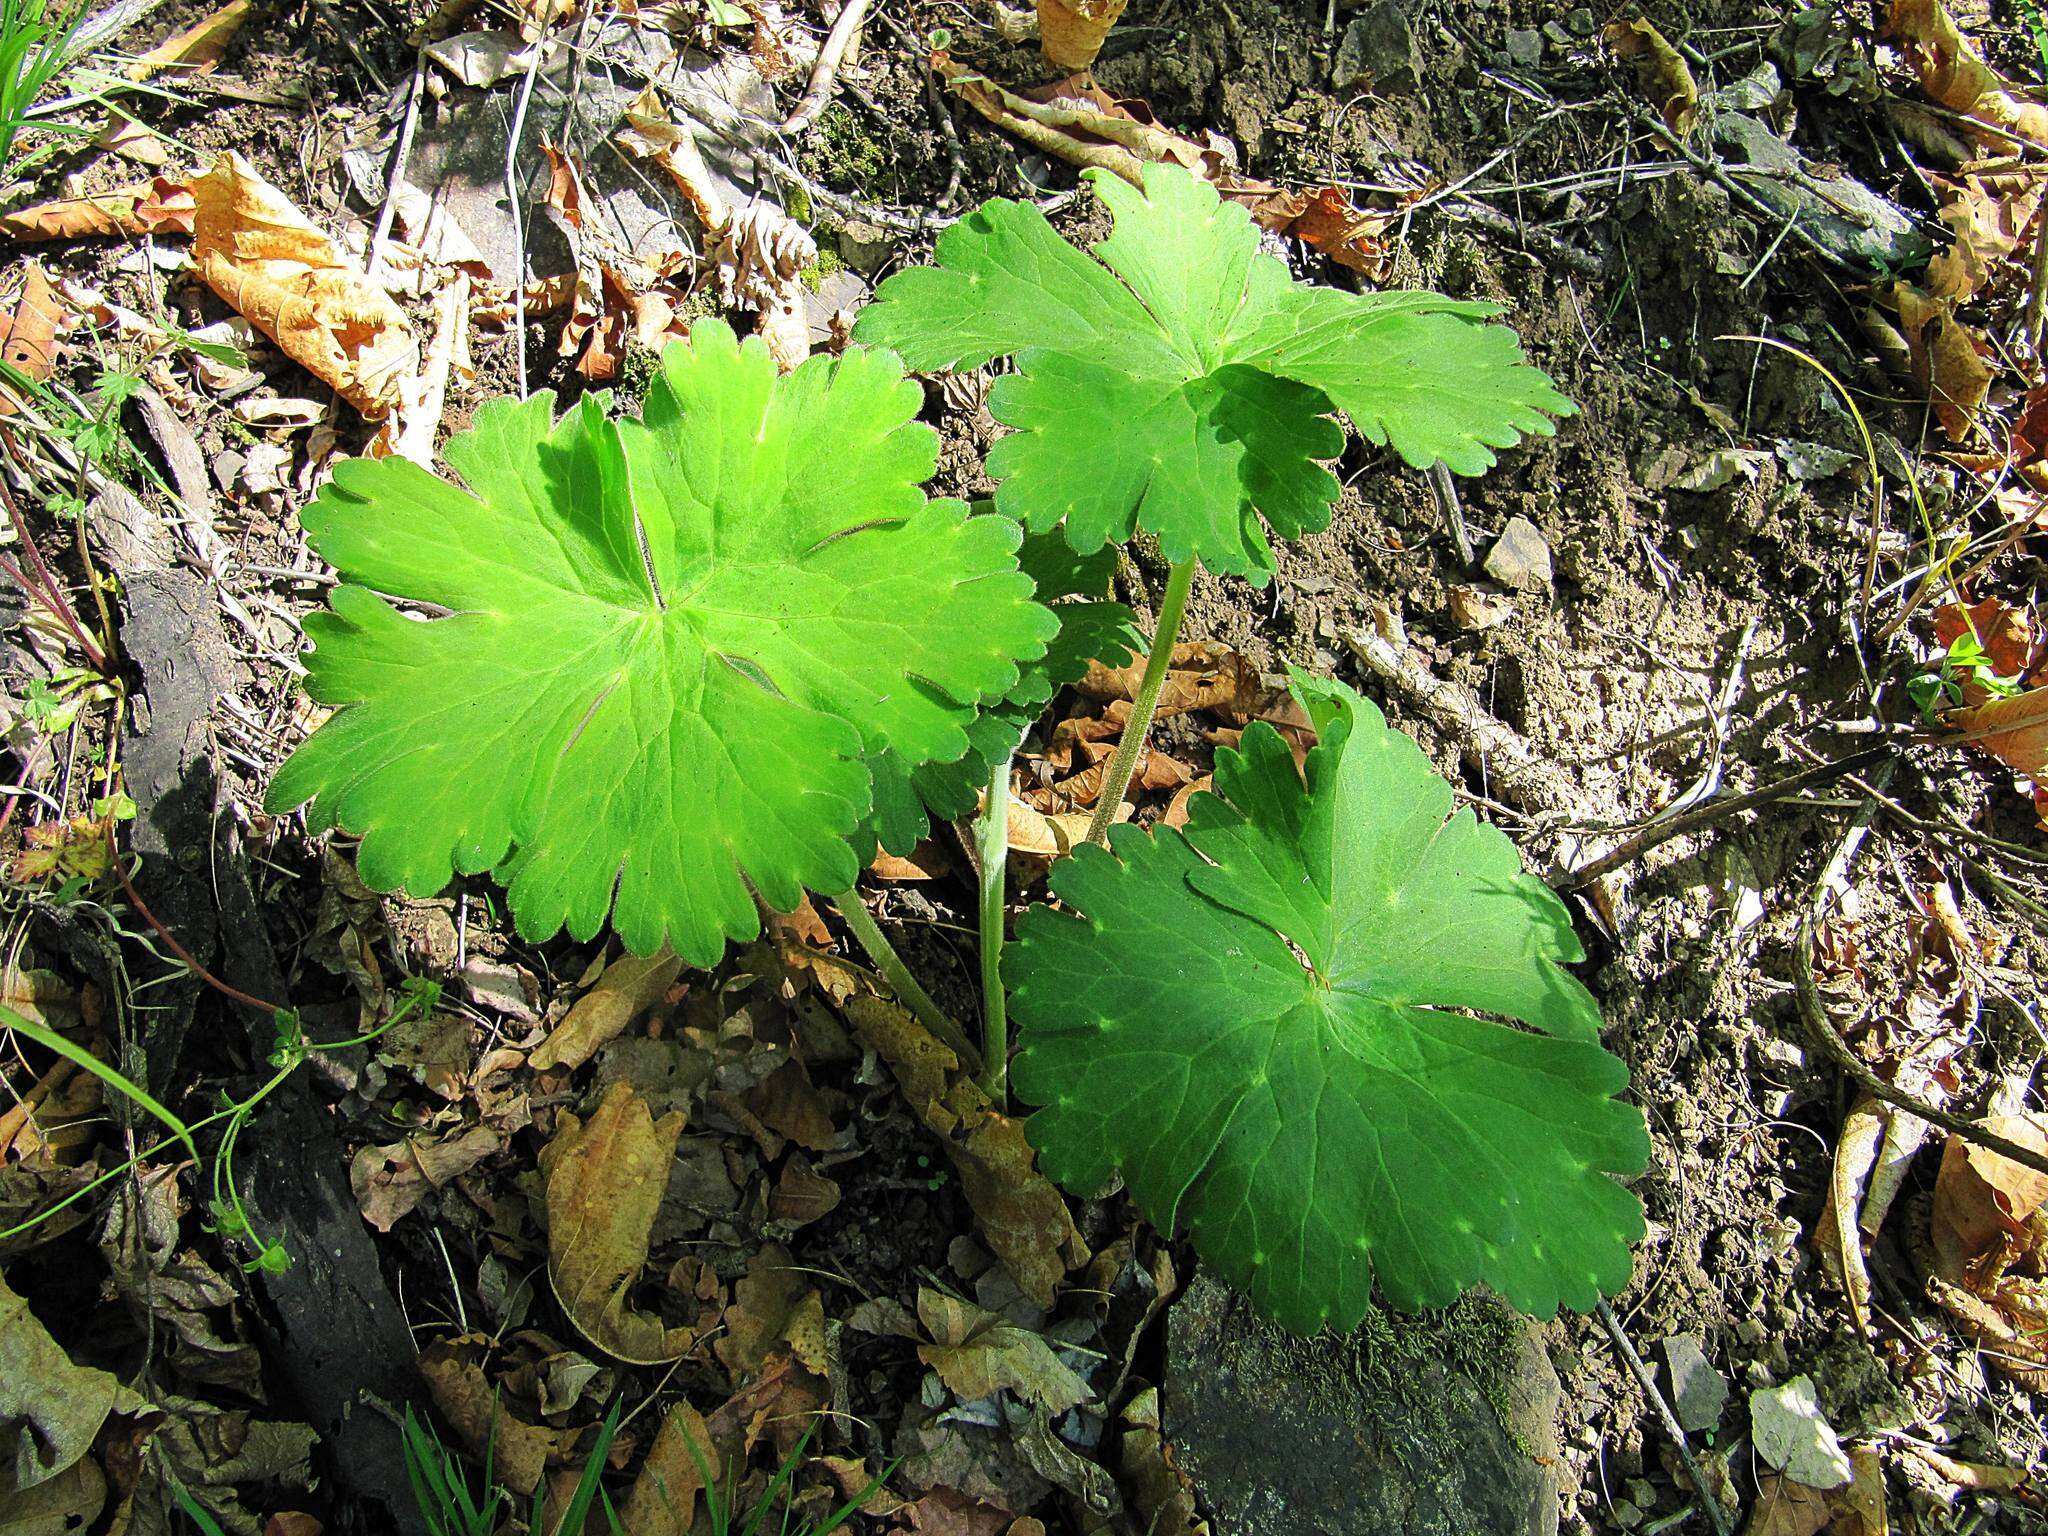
[1504,27,1542,67]
[1711,112,1932,272]
[1333,2,1422,94]
[1660,1335,1729,1434]
[1484,515,1553,590]
[1165,1270,1560,1536]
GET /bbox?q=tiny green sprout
[1908,629,2022,722]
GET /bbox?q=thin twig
[1594,1301,1736,1536]
[781,0,875,137]
[366,49,429,286]
[0,451,108,673]
[1428,461,1474,568]
[505,28,549,387]
[1563,747,1891,890]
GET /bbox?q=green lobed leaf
[267,323,1056,965]
[853,163,1573,582]
[866,519,1141,852]
[1006,674,1647,1331]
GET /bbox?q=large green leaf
[853,164,1573,582]
[1006,674,1646,1331]
[268,323,1056,964]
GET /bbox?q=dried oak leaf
[1933,597,2038,683]
[1947,684,2048,775]
[0,263,63,415]
[191,152,416,417]
[1888,0,2048,150]
[530,948,682,1072]
[0,177,194,241]
[1605,18,1699,135]
[842,995,1087,1308]
[1037,0,1127,71]
[540,1081,697,1363]
[1927,166,2043,302]
[1893,281,1991,441]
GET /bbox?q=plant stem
[975,753,1011,1105]
[1085,556,1195,847]
[829,889,982,1072]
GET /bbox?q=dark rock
[1504,27,1542,67]
[1660,1335,1729,1434]
[1164,1271,1561,1536]
[1334,2,1422,94]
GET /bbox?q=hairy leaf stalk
[976,753,1011,1103]
[1085,557,1194,847]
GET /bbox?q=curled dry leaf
[915,1289,1092,1413]
[0,264,63,415]
[1037,0,1126,71]
[529,947,683,1073]
[417,1335,572,1497]
[126,0,252,81]
[622,1400,710,1536]
[1892,281,1991,441]
[935,55,1223,188]
[1243,183,1397,279]
[1926,165,2043,302]
[1947,684,2048,774]
[192,153,416,417]
[348,1123,502,1233]
[1926,1113,2048,1384]
[539,1081,698,1362]
[1933,596,2038,682]
[1604,18,1699,135]
[0,1270,146,1493]
[0,177,194,241]
[842,996,1087,1308]
[1888,0,2048,150]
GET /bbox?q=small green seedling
[1908,627,2022,721]
[268,169,1647,1337]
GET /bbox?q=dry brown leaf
[530,948,683,1073]
[1892,281,1991,441]
[1888,0,2048,150]
[1926,165,2043,301]
[1037,0,1126,71]
[191,153,416,418]
[714,1244,828,1381]
[417,1336,570,1496]
[622,1401,709,1536]
[1933,597,2038,682]
[842,996,1086,1307]
[0,177,194,241]
[93,114,170,168]
[768,1154,841,1228]
[1947,684,2048,774]
[127,0,251,80]
[1743,1450,1887,1536]
[1605,19,1699,135]
[871,842,953,880]
[1954,378,2048,486]
[349,1124,501,1233]
[1119,1388,1206,1536]
[1243,184,1395,278]
[936,54,1222,187]
[915,1289,1092,1411]
[0,264,63,414]
[1931,1113,2048,1286]
[1817,1096,1882,1339]
[539,1081,697,1362]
